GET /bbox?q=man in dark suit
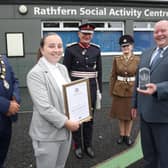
[0,54,20,168]
[131,20,168,168]
[63,23,102,159]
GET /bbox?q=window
[43,22,60,28]
[133,22,156,52]
[42,21,124,54]
[89,21,124,53]
[42,21,79,50]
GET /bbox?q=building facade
[0,0,167,110]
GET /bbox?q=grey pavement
[4,107,144,168]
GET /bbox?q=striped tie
[151,48,163,68]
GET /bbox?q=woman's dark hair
[37,32,58,61]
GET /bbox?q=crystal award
[139,67,150,90]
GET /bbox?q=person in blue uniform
[63,23,102,159]
[0,54,20,168]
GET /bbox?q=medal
[2,67,6,72]
[93,62,97,69]
[3,79,10,90]
[82,49,87,55]
[0,74,5,79]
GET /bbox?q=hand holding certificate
[63,79,92,124]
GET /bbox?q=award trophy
[138,67,150,90]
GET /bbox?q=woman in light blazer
[27,33,80,168]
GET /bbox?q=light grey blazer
[27,58,71,141]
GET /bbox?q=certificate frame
[5,32,25,57]
[63,78,92,123]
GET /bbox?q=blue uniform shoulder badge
[90,43,100,48]
[66,42,78,47]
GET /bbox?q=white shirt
[41,57,67,93]
[150,46,168,65]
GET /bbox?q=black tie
[151,48,163,68]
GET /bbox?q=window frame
[41,20,124,55]
[133,21,155,53]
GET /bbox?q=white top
[41,57,67,93]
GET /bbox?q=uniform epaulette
[66,42,78,47]
[90,43,100,48]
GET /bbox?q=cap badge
[123,39,127,43]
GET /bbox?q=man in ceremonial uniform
[0,54,20,168]
[63,23,102,159]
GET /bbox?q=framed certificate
[63,78,92,123]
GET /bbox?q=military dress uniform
[0,55,20,168]
[63,41,102,156]
[109,54,139,120]
[110,34,139,121]
[109,34,140,146]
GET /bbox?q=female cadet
[109,35,139,146]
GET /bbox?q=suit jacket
[27,58,71,141]
[132,47,168,123]
[0,55,20,123]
